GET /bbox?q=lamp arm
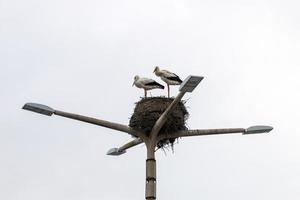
[159,128,245,140]
[118,138,144,152]
[54,110,144,138]
[150,91,186,142]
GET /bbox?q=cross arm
[106,138,143,156]
[150,91,186,141]
[159,128,245,140]
[54,110,143,138]
[159,126,273,140]
[22,103,143,138]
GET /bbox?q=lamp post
[22,75,273,200]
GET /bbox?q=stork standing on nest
[153,66,183,98]
[132,75,164,98]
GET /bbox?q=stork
[153,66,183,98]
[132,75,164,98]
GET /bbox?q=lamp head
[22,103,54,116]
[244,126,273,134]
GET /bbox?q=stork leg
[167,84,170,98]
[144,89,147,98]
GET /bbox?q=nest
[129,97,189,149]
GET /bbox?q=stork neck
[154,70,163,76]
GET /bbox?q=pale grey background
[1,0,299,199]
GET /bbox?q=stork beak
[132,81,135,87]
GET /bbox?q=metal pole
[145,142,156,200]
[145,91,186,199]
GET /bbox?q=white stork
[132,75,164,98]
[153,66,183,98]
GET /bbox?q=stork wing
[161,70,182,82]
[140,77,156,84]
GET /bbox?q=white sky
[1,0,300,199]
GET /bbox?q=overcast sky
[1,0,300,199]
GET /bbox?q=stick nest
[129,97,189,149]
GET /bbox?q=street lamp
[22,75,273,200]
[179,75,204,92]
[106,148,126,156]
[244,125,273,134]
[23,103,55,116]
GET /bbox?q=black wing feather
[166,74,182,83]
[145,81,164,89]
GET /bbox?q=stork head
[153,66,160,73]
[132,75,139,86]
